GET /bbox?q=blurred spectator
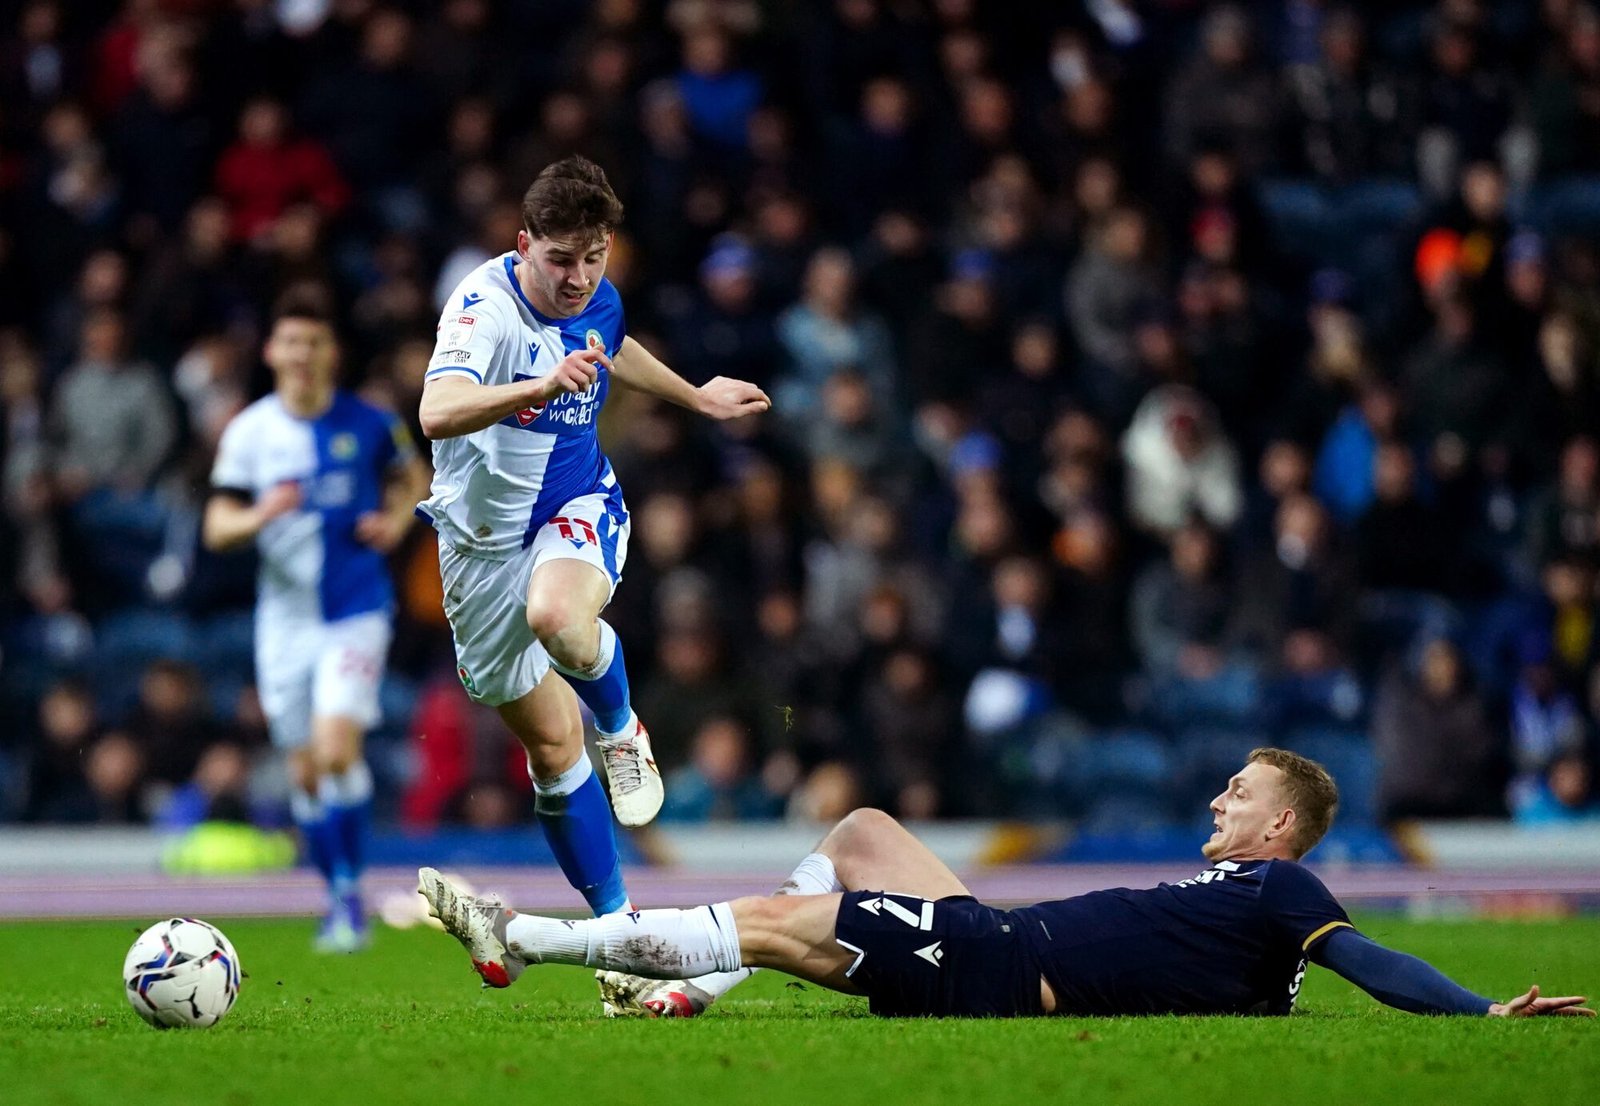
[21,680,101,822]
[774,247,897,424]
[213,97,350,243]
[1065,207,1163,420]
[1121,385,1242,537]
[1284,8,1415,182]
[659,715,782,822]
[1233,493,1356,668]
[1522,437,1600,570]
[1354,443,1451,593]
[125,660,214,786]
[49,309,176,500]
[1373,637,1504,820]
[83,731,147,824]
[1164,5,1284,175]
[1130,522,1234,680]
[1507,634,1588,817]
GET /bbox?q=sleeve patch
[439,314,478,349]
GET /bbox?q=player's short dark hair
[522,156,624,242]
[1248,747,1339,859]
[269,286,335,331]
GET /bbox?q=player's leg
[306,714,371,950]
[258,618,344,947]
[604,809,960,1016]
[815,807,971,899]
[441,541,634,922]
[304,613,390,951]
[524,493,661,827]
[418,867,863,995]
[497,669,631,917]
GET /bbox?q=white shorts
[256,610,393,749]
[440,488,630,706]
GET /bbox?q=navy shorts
[833,892,1044,1018]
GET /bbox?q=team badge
[330,432,358,460]
[457,665,478,695]
[584,329,605,353]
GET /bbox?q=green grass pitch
[1,914,1596,1106]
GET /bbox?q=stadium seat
[1282,726,1381,828]
[94,609,197,667]
[1079,793,1178,835]
[1174,727,1274,810]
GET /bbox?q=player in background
[420,748,1595,1020]
[205,294,430,952]
[416,156,769,934]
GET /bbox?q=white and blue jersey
[211,391,416,624]
[419,252,628,562]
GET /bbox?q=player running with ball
[417,156,769,933]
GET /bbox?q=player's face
[519,229,611,318]
[264,317,337,389]
[1203,762,1293,861]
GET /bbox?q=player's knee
[524,596,583,645]
[822,807,901,875]
[288,751,318,795]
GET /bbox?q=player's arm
[418,355,605,439]
[609,335,771,420]
[201,484,300,553]
[1312,928,1592,1017]
[355,457,433,554]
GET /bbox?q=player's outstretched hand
[696,377,772,420]
[355,511,408,553]
[1488,985,1595,1017]
[535,348,608,402]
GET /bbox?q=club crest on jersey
[329,432,358,461]
[584,329,605,352]
[457,665,478,695]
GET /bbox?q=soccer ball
[122,917,242,1028]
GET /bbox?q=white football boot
[596,970,712,1018]
[596,717,664,827]
[416,867,526,988]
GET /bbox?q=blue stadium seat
[94,609,197,667]
[1079,793,1177,835]
[196,612,256,679]
[1175,726,1274,810]
[1282,726,1380,828]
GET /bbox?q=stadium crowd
[4,0,1600,836]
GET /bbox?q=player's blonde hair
[1247,747,1340,859]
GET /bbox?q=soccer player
[419,748,1595,1019]
[205,294,430,952]
[416,156,769,928]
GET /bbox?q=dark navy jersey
[1014,859,1355,1016]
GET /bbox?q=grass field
[1,914,1596,1106]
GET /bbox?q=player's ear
[516,229,531,260]
[1267,805,1297,843]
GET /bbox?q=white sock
[777,852,842,897]
[318,761,373,807]
[552,620,616,682]
[680,853,844,1002]
[505,903,741,978]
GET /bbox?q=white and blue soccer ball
[122,917,242,1029]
